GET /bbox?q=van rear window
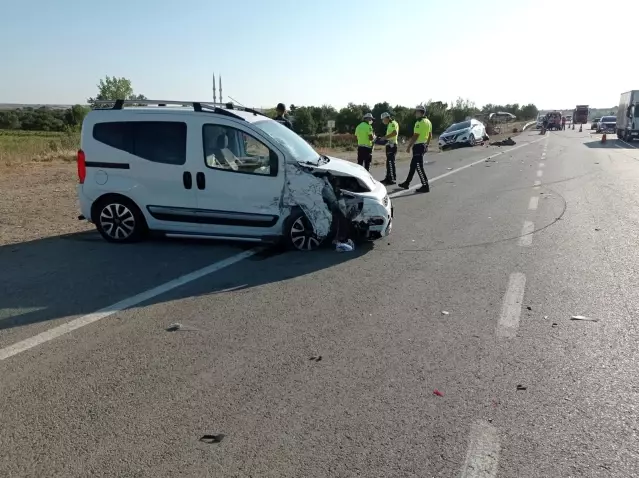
[92,121,187,165]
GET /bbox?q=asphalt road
[2,128,639,477]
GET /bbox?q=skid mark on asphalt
[460,420,500,478]
[496,272,526,338]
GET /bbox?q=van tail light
[77,149,86,184]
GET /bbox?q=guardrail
[522,121,537,131]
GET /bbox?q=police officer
[355,113,375,171]
[398,105,431,193]
[379,112,399,185]
[274,103,293,129]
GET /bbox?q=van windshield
[253,119,319,165]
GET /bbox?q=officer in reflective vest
[398,105,431,193]
[379,111,399,185]
[355,113,375,171]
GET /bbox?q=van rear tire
[93,196,147,244]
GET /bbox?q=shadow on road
[583,138,622,149]
[0,231,370,332]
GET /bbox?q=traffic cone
[601,133,607,143]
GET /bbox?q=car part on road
[570,315,598,322]
[199,434,225,444]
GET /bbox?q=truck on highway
[616,90,639,142]
[573,105,589,125]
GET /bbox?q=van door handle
[196,172,205,190]
[183,171,192,189]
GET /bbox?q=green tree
[0,111,21,129]
[426,101,453,135]
[309,105,337,134]
[371,102,391,136]
[87,76,147,107]
[64,105,91,128]
[291,107,315,135]
[336,103,369,133]
[520,104,539,119]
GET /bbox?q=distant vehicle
[566,115,572,122]
[488,112,516,122]
[616,90,639,142]
[535,114,545,129]
[573,105,589,124]
[590,118,601,130]
[597,116,616,133]
[438,119,487,150]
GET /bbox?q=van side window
[202,124,278,177]
[93,121,187,165]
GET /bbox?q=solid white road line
[496,272,526,338]
[0,249,259,361]
[528,196,539,210]
[536,170,543,177]
[388,137,548,198]
[518,221,534,247]
[617,138,638,149]
[460,420,500,478]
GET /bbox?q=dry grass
[0,130,79,167]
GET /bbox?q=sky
[1,0,636,110]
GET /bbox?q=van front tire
[93,196,147,244]
[283,209,327,251]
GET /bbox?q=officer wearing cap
[378,112,399,185]
[274,103,293,130]
[355,113,375,171]
[398,105,431,193]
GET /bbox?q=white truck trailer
[616,90,639,142]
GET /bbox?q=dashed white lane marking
[536,170,543,177]
[528,196,539,210]
[388,137,548,198]
[533,180,541,187]
[460,420,500,478]
[518,221,534,247]
[0,249,259,361]
[496,272,526,338]
[539,162,545,168]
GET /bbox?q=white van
[76,100,392,251]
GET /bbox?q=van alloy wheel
[99,203,136,240]
[290,216,321,251]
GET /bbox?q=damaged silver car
[76,100,392,250]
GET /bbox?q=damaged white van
[76,100,392,251]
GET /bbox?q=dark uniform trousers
[385,143,397,181]
[405,143,429,186]
[357,146,372,171]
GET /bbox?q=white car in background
[438,119,487,150]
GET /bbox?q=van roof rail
[92,99,268,120]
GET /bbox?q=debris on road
[309,355,322,362]
[433,389,444,397]
[552,323,558,327]
[526,306,532,311]
[490,137,517,147]
[595,228,601,231]
[447,168,453,170]
[570,315,599,322]
[199,434,225,444]
[441,311,450,316]
[516,385,527,391]
[166,323,182,332]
